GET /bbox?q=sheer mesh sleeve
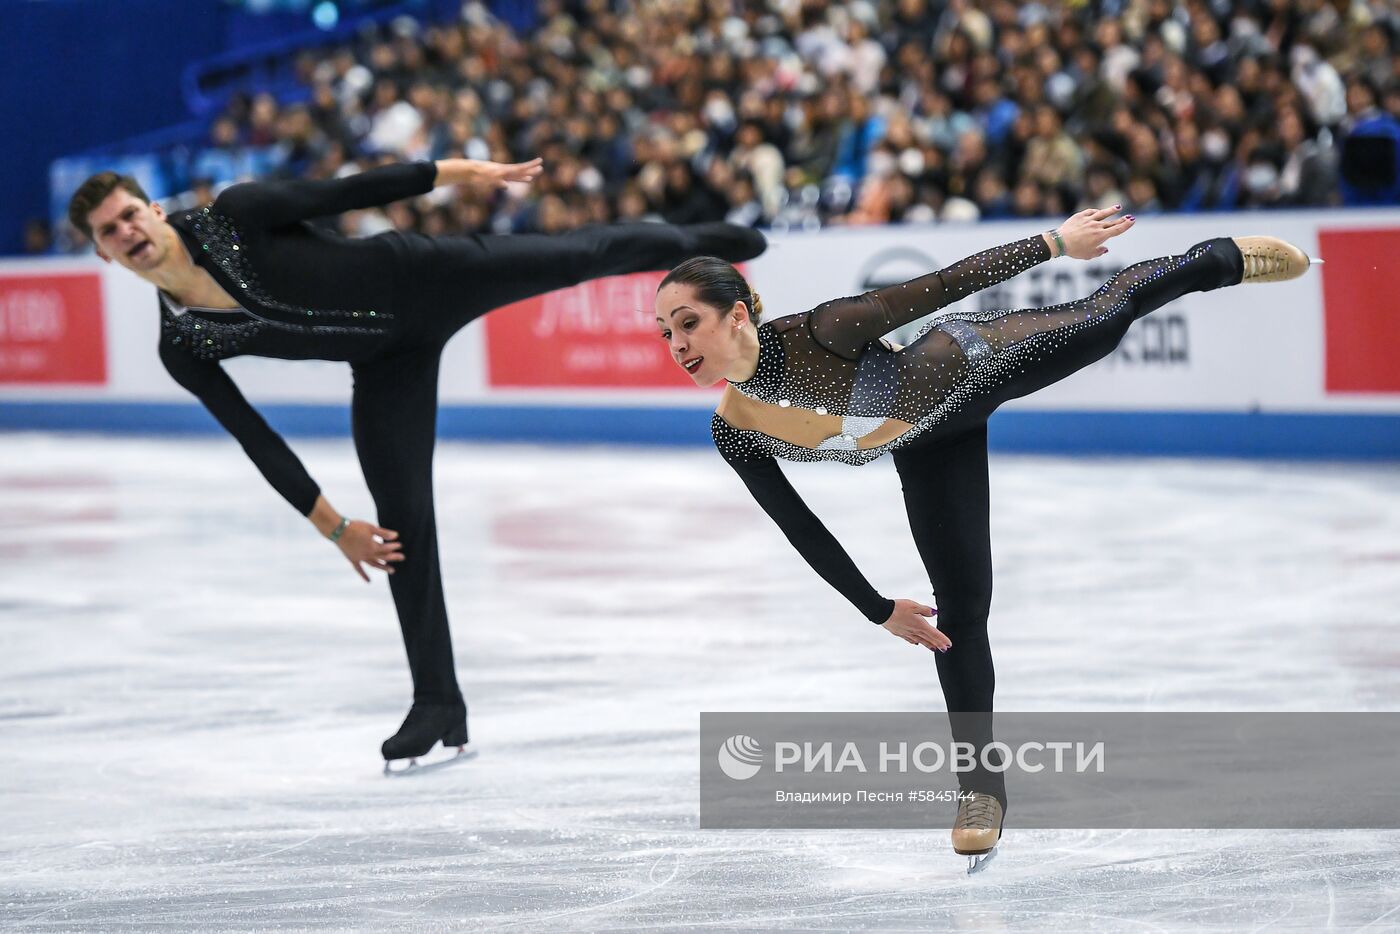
[809,234,1053,359]
[715,419,894,624]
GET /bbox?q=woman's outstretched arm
[809,207,1135,359]
[721,450,950,651]
[713,418,951,650]
[724,451,894,624]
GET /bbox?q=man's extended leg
[403,222,766,337]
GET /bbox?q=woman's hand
[881,599,951,652]
[1049,205,1135,259]
[334,520,404,583]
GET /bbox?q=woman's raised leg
[937,237,1245,420]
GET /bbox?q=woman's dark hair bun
[660,256,760,324]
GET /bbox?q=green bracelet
[1048,228,1067,258]
[329,517,351,542]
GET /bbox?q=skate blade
[966,847,997,875]
[383,745,477,777]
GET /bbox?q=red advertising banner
[0,272,107,384]
[485,270,727,389]
[1319,228,1400,394]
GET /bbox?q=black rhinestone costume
[150,161,768,720]
[714,235,1244,624]
[712,232,1244,807]
[157,162,438,515]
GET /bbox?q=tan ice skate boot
[952,791,1003,874]
[1231,236,1319,283]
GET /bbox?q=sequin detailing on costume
[934,319,991,363]
[841,415,887,438]
[714,238,1237,466]
[849,342,899,416]
[731,323,786,403]
[812,415,888,451]
[160,206,397,361]
[159,293,266,360]
[183,206,394,326]
[814,433,858,451]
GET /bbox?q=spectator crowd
[46,0,1400,252]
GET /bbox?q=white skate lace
[957,793,1000,830]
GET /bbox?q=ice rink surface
[2,434,1398,931]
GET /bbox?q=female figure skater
[69,158,765,771]
[653,208,1314,868]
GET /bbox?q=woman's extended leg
[933,237,1245,425]
[891,424,1006,809]
[350,345,466,760]
[402,222,766,339]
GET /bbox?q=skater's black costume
[714,233,1245,807]
[156,161,765,758]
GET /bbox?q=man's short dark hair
[68,172,151,239]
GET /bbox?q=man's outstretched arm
[213,158,542,228]
[431,157,542,194]
[159,339,404,582]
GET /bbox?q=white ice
[2,434,1398,930]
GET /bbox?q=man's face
[87,189,172,274]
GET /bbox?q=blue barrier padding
[0,401,1397,460]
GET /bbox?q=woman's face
[654,282,747,386]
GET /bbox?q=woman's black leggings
[348,222,756,713]
[891,238,1244,806]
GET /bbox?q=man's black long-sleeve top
[156,161,438,515]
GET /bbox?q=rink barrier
[0,401,1397,459]
[3,207,1400,458]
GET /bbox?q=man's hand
[1048,205,1135,259]
[334,520,404,583]
[880,599,951,652]
[434,157,543,196]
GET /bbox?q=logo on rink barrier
[857,246,942,293]
[0,272,106,384]
[855,251,1189,367]
[484,270,746,389]
[1106,312,1190,366]
[717,735,764,780]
